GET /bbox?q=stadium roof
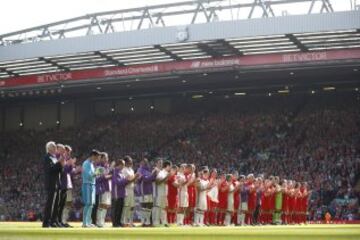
[0,0,359,95]
[0,10,359,80]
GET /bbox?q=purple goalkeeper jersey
[137,165,155,196]
[95,163,102,195]
[60,156,75,190]
[95,163,112,194]
[111,168,128,199]
[60,164,74,190]
[99,167,112,194]
[240,185,249,202]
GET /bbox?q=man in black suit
[42,141,65,228]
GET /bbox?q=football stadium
[0,0,360,239]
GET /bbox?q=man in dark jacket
[42,141,65,228]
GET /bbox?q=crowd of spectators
[0,93,359,221]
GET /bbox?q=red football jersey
[187,174,197,208]
[167,174,178,209]
[247,183,257,211]
[233,180,240,210]
[218,181,229,210]
[282,191,290,212]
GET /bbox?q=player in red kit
[185,164,196,225]
[232,171,240,225]
[246,174,256,225]
[268,177,276,224]
[300,182,310,224]
[288,181,296,224]
[259,179,270,224]
[281,180,290,224]
[293,182,302,224]
[217,173,229,226]
[167,165,178,224]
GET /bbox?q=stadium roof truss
[0,0,359,80]
[0,0,339,45]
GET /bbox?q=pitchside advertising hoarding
[0,48,359,89]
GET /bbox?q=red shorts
[294,198,302,212]
[167,197,178,210]
[208,199,218,211]
[188,187,196,208]
[234,196,240,211]
[282,197,290,213]
[248,197,256,211]
[261,196,270,211]
[269,195,275,211]
[218,198,227,210]
[288,197,295,212]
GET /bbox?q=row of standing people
[90,156,311,227]
[42,142,79,228]
[42,141,310,228]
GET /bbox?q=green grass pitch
[0,222,359,240]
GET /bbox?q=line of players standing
[42,142,79,228]
[42,142,310,228]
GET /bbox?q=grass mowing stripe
[0,223,359,240]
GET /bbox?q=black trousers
[91,194,100,224]
[58,189,67,223]
[111,198,124,227]
[43,188,60,225]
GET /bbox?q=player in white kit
[153,160,172,227]
[194,167,215,226]
[121,156,139,227]
[224,174,236,226]
[176,164,189,225]
[96,152,112,227]
[207,169,219,225]
[237,175,247,226]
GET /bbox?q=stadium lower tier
[0,222,359,240]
